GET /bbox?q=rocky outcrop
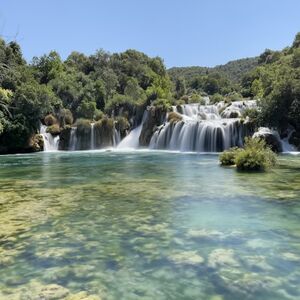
[139,106,167,146]
[28,134,44,152]
[58,126,72,150]
[289,131,300,150]
[94,118,115,148]
[253,127,283,152]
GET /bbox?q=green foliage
[219,147,241,166]
[235,137,276,171]
[32,51,64,84]
[76,100,97,119]
[61,109,74,125]
[210,93,224,104]
[240,32,300,132]
[219,138,276,171]
[242,108,259,122]
[151,98,172,111]
[168,57,258,84]
[115,116,130,132]
[94,110,104,121]
[75,118,91,133]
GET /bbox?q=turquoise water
[0,151,300,300]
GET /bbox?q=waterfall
[117,111,148,149]
[117,124,143,149]
[149,101,254,152]
[69,127,77,150]
[280,129,297,152]
[113,129,121,146]
[91,123,95,150]
[40,124,60,151]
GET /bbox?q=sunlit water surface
[0,151,300,300]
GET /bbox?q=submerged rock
[208,248,239,268]
[282,252,300,262]
[169,250,204,265]
[67,291,102,300]
[242,255,273,271]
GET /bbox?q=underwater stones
[229,273,282,296]
[187,229,223,240]
[36,284,70,300]
[208,249,239,268]
[187,229,244,244]
[35,246,74,260]
[67,291,102,300]
[246,238,276,250]
[135,223,170,235]
[242,255,273,271]
[169,251,204,265]
[282,252,300,262]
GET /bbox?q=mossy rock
[44,114,57,126]
[94,117,115,147]
[167,112,183,123]
[28,134,44,152]
[115,116,130,138]
[58,126,72,150]
[139,106,167,146]
[46,124,61,135]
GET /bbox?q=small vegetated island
[0,34,300,300]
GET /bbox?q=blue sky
[0,0,300,67]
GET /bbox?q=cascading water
[40,124,60,151]
[91,123,95,150]
[149,101,255,152]
[69,127,77,151]
[117,111,148,149]
[113,129,121,146]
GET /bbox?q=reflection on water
[0,151,300,299]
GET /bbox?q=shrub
[46,124,61,135]
[235,137,276,171]
[44,114,57,126]
[219,137,277,171]
[167,111,183,123]
[152,98,172,111]
[175,99,186,106]
[63,109,73,125]
[242,108,259,121]
[115,116,129,132]
[226,92,243,102]
[180,95,189,103]
[94,110,104,121]
[219,147,240,166]
[75,118,91,132]
[210,93,224,104]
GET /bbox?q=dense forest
[0,32,299,153]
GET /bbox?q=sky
[0,0,300,68]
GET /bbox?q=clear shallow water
[0,151,300,300]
